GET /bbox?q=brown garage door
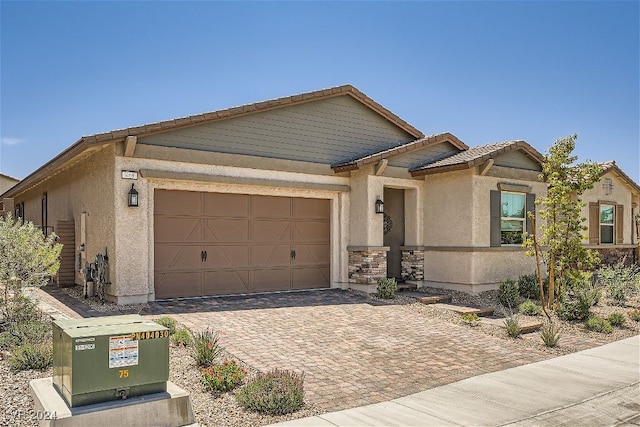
[154,190,330,298]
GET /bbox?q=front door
[383,188,405,281]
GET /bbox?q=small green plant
[460,313,480,326]
[7,343,53,371]
[191,328,223,367]
[607,312,626,327]
[375,277,397,300]
[597,262,640,306]
[498,279,520,309]
[171,328,192,347]
[556,301,587,321]
[154,316,177,335]
[504,315,522,338]
[236,369,304,415]
[539,323,561,347]
[518,274,541,300]
[200,360,247,392]
[518,300,542,316]
[628,309,640,322]
[584,317,613,334]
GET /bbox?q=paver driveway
[40,288,551,412]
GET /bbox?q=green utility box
[53,314,169,407]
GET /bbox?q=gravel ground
[2,285,639,426]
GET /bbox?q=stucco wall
[11,146,116,288]
[0,175,19,194]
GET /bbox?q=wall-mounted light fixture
[375,197,384,214]
[128,184,139,207]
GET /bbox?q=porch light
[375,197,384,214]
[128,184,139,207]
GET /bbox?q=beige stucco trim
[139,170,350,193]
[347,246,391,251]
[421,246,529,252]
[497,182,533,193]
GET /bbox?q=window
[599,204,615,244]
[501,192,526,244]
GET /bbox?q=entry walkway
[273,336,640,426]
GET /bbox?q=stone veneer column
[347,246,389,284]
[400,247,425,281]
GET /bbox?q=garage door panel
[293,221,330,242]
[252,244,291,267]
[252,220,291,242]
[292,244,330,264]
[293,267,330,289]
[205,219,249,242]
[203,245,249,268]
[204,193,250,217]
[293,198,330,219]
[155,271,202,298]
[155,217,203,243]
[155,245,203,271]
[155,190,201,215]
[204,271,250,295]
[252,195,291,218]
[253,268,291,292]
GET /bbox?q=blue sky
[1,1,638,182]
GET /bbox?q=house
[1,85,636,303]
[0,173,18,195]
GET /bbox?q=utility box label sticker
[109,335,139,368]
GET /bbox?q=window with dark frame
[599,204,615,244]
[501,192,526,244]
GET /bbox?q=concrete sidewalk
[272,336,640,427]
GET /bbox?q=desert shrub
[498,279,520,309]
[0,330,20,351]
[607,312,626,327]
[518,274,541,300]
[1,319,51,351]
[518,300,542,316]
[597,262,640,306]
[191,328,222,367]
[154,316,177,335]
[236,369,304,415]
[1,294,42,326]
[171,328,192,347]
[504,315,522,338]
[460,313,480,326]
[557,274,600,321]
[8,343,53,371]
[375,277,397,300]
[556,301,588,321]
[584,317,613,334]
[539,323,561,347]
[200,360,247,392]
[628,309,640,322]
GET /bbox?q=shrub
[1,294,42,326]
[201,360,247,392]
[518,274,541,300]
[504,315,522,338]
[153,316,177,335]
[8,343,53,371]
[375,277,397,300]
[556,274,600,321]
[236,369,304,415]
[539,323,561,347]
[556,301,589,321]
[607,312,626,327]
[191,328,223,367]
[0,330,20,351]
[597,262,640,306]
[171,328,192,347]
[460,313,480,326]
[628,309,640,322]
[1,320,51,351]
[584,317,613,334]
[498,279,520,309]
[518,300,542,316]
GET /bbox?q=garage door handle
[200,250,206,262]
[203,250,207,262]
[291,250,296,261]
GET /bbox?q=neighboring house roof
[0,172,19,182]
[1,85,424,199]
[331,132,468,172]
[409,140,544,176]
[599,161,640,194]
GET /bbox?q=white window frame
[599,204,615,244]
[500,191,526,245]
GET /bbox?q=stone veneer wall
[348,247,388,284]
[401,249,424,281]
[594,247,638,266]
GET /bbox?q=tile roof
[599,161,640,194]
[331,132,468,172]
[410,140,544,176]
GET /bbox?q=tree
[524,135,601,315]
[0,214,62,319]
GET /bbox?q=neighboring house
[582,161,640,265]
[0,85,636,303]
[0,173,18,195]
